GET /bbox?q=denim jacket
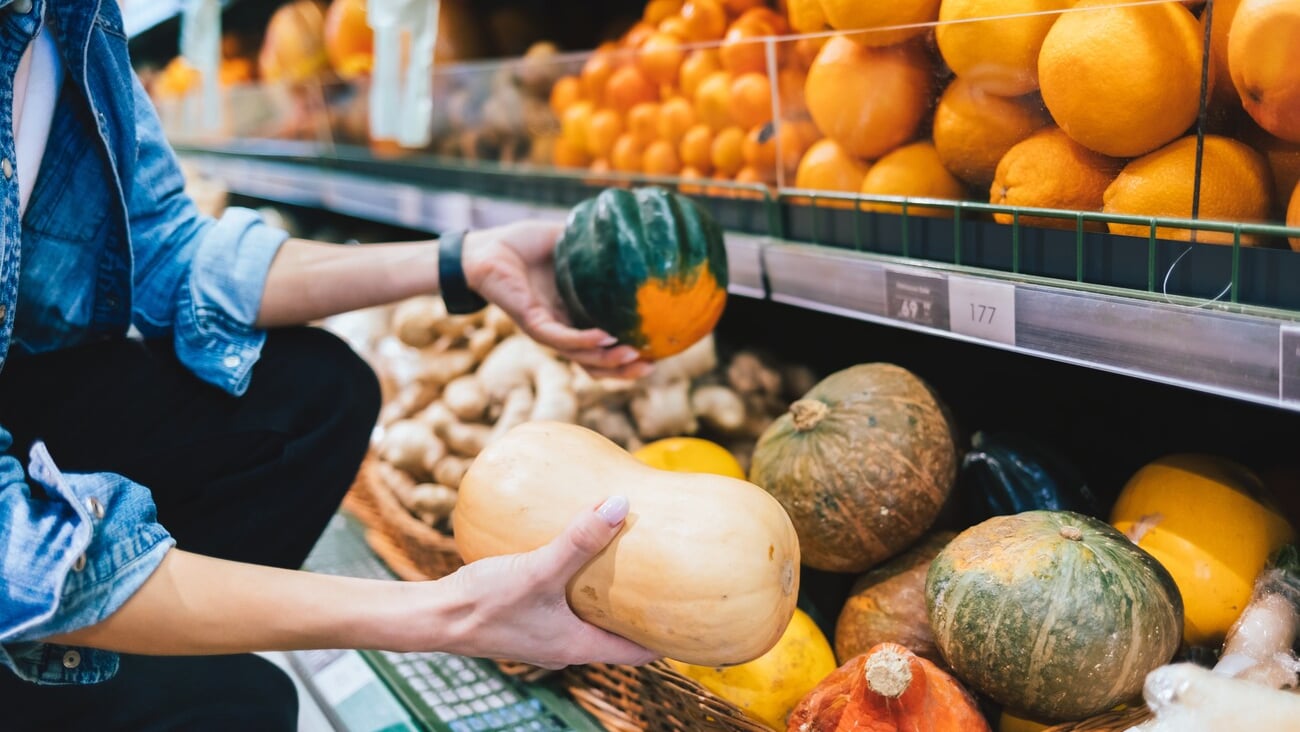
[1,0,288,684]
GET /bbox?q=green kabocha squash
[749,363,958,573]
[926,510,1184,723]
[554,187,728,360]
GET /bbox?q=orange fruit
[1229,0,1300,143]
[720,21,771,75]
[627,102,662,146]
[1103,135,1273,245]
[694,71,734,130]
[712,126,747,177]
[936,0,1073,97]
[787,0,829,33]
[729,72,774,130]
[605,65,659,113]
[586,157,615,187]
[1243,122,1300,209]
[644,140,683,176]
[586,108,625,159]
[680,0,728,41]
[805,36,932,160]
[1039,0,1203,158]
[679,165,707,194]
[742,125,778,173]
[819,0,940,46]
[860,142,968,217]
[776,66,807,119]
[623,21,656,49]
[793,36,827,69]
[736,8,790,34]
[640,32,686,86]
[680,124,715,173]
[932,77,1051,189]
[734,165,768,196]
[549,75,583,116]
[990,127,1123,230]
[644,0,684,25]
[560,100,595,153]
[680,49,722,98]
[611,133,646,173]
[553,137,591,168]
[658,96,697,145]
[580,51,617,105]
[722,0,764,13]
[1288,181,1300,250]
[778,121,814,177]
[794,138,870,193]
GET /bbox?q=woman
[0,0,654,728]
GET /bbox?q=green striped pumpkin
[926,510,1183,723]
[554,187,728,360]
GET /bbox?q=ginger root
[580,405,642,451]
[416,348,477,386]
[392,296,447,348]
[377,420,445,479]
[489,387,535,443]
[632,380,697,440]
[406,483,459,526]
[436,420,493,457]
[691,385,747,434]
[443,375,489,421]
[432,454,473,489]
[531,360,577,423]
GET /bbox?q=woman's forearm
[256,238,441,328]
[45,549,462,656]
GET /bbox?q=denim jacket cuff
[174,206,288,396]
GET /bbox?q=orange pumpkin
[787,642,991,732]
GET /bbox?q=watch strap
[438,230,488,314]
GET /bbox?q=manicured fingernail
[632,363,655,378]
[596,495,630,525]
[618,349,641,365]
[599,335,618,347]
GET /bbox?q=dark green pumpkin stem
[790,399,829,432]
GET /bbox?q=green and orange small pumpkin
[554,187,728,360]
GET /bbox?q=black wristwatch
[438,230,488,314]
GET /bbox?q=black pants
[0,327,381,730]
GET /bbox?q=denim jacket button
[0,304,6,320]
[62,650,81,669]
[86,497,105,520]
[1,158,11,179]
[11,0,32,12]
[72,554,87,572]
[223,355,241,368]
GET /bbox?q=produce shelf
[179,144,1300,414]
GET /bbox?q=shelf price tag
[947,277,1016,345]
[885,270,950,330]
[1281,326,1300,403]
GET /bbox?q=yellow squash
[1111,454,1296,646]
[667,608,836,731]
[633,437,746,479]
[454,422,800,666]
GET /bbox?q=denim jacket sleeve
[0,426,175,685]
[125,73,289,396]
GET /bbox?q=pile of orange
[549,0,818,193]
[551,0,1300,245]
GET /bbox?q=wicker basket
[1044,707,1151,732]
[348,456,465,581]
[563,661,770,732]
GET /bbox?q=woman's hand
[425,496,659,670]
[462,221,652,379]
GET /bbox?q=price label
[885,270,949,330]
[1281,326,1300,402]
[948,277,1017,345]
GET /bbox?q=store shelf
[178,148,1300,414]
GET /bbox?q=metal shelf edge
[181,152,1300,413]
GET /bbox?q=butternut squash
[454,422,801,666]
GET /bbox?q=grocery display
[124,0,1300,730]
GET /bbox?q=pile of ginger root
[322,295,816,532]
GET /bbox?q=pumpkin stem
[863,646,913,699]
[1060,526,1084,541]
[790,399,830,431]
